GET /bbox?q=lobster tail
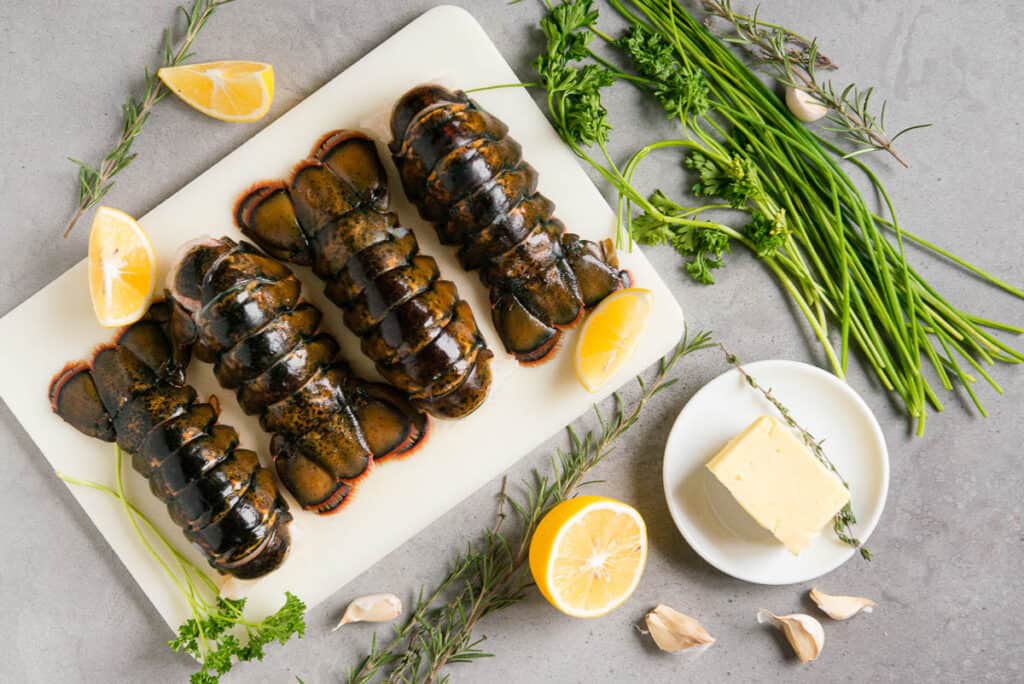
[170,237,428,513]
[235,130,493,419]
[390,84,631,363]
[49,302,292,579]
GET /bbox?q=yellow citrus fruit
[158,61,274,122]
[529,495,648,618]
[88,206,156,328]
[574,287,654,392]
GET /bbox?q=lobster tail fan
[492,294,561,364]
[49,301,191,442]
[314,131,389,210]
[352,381,429,459]
[49,363,116,441]
[235,183,314,266]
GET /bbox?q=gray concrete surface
[2,1,1022,682]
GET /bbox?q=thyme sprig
[718,344,871,559]
[701,0,930,167]
[345,329,715,684]
[63,0,234,237]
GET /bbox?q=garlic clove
[644,604,715,652]
[757,610,824,663]
[785,87,829,123]
[333,593,402,630]
[809,587,877,621]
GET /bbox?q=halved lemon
[574,287,654,392]
[158,61,274,122]
[88,207,156,328]
[529,495,648,618]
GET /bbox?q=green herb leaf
[744,210,789,257]
[617,25,710,119]
[535,0,615,147]
[170,592,306,684]
[685,150,761,209]
[633,190,731,284]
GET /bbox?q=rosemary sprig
[63,0,234,237]
[701,0,837,70]
[718,344,871,560]
[701,0,930,167]
[346,329,715,684]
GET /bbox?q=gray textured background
[1,1,1021,682]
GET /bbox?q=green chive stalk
[533,0,1023,433]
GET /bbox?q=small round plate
[662,360,889,584]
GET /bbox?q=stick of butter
[706,416,850,555]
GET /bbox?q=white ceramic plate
[662,360,888,584]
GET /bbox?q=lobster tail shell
[235,130,492,419]
[49,302,292,579]
[390,84,631,363]
[171,237,427,513]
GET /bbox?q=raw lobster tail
[48,301,292,579]
[389,84,631,363]
[235,130,493,418]
[169,237,428,513]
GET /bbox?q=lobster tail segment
[169,236,429,514]
[49,302,292,579]
[390,84,631,364]
[388,84,462,149]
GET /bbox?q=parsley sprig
[58,446,305,684]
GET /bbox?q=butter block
[706,416,850,555]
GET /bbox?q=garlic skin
[809,587,877,620]
[334,593,403,630]
[644,604,715,652]
[757,610,824,663]
[785,87,829,123]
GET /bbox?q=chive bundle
[534,0,1023,433]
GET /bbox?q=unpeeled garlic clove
[644,604,715,652]
[757,610,824,663]
[333,593,402,630]
[809,587,877,620]
[785,86,829,123]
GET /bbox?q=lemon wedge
[88,207,156,328]
[529,496,648,618]
[158,61,274,122]
[574,287,654,392]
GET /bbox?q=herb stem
[718,344,871,559]
[63,0,233,237]
[346,330,715,683]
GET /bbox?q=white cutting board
[0,5,683,630]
